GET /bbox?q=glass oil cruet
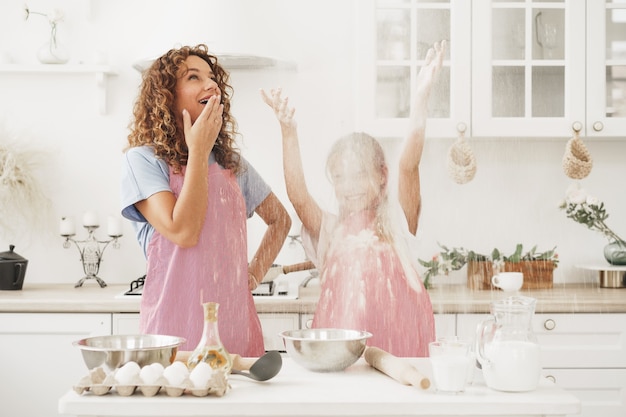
[187,302,233,375]
[475,295,541,392]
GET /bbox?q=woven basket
[447,134,476,184]
[467,260,556,290]
[562,133,592,179]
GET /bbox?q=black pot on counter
[0,245,28,290]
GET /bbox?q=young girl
[262,41,446,357]
[121,44,291,356]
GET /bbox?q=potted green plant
[418,243,558,290]
[560,183,626,265]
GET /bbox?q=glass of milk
[429,339,472,394]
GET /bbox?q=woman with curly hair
[120,44,291,356]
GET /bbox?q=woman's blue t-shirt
[120,146,271,257]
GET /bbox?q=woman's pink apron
[139,162,264,356]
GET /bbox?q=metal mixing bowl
[279,328,372,372]
[73,334,186,372]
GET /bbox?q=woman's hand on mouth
[183,94,223,154]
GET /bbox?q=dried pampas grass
[0,124,52,241]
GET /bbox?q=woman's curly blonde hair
[127,44,241,174]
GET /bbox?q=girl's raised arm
[261,88,323,242]
[398,41,446,235]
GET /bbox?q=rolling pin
[282,260,316,274]
[262,261,316,283]
[364,346,430,389]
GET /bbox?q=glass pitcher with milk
[475,296,541,392]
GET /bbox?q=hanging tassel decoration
[562,126,592,179]
[446,123,476,184]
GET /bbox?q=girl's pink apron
[311,211,435,357]
[139,162,264,357]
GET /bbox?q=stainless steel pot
[0,245,28,291]
[599,269,626,288]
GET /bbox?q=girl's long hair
[326,132,394,243]
[126,44,241,174]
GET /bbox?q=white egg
[149,362,165,373]
[140,363,163,385]
[189,362,213,388]
[163,362,189,386]
[115,361,140,385]
[168,361,189,375]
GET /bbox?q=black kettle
[0,245,28,291]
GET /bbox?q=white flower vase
[37,32,69,64]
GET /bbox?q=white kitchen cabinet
[434,313,455,339]
[111,312,299,353]
[471,0,585,137]
[354,0,471,139]
[258,313,299,352]
[473,0,626,138]
[112,313,140,334]
[358,1,626,139]
[586,1,626,137]
[456,313,626,417]
[0,312,110,417]
[301,313,314,329]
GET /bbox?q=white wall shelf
[0,64,117,115]
[132,54,297,73]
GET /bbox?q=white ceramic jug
[475,296,541,392]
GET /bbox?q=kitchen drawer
[258,313,299,352]
[541,368,626,417]
[457,313,626,368]
[301,313,314,329]
[0,313,110,417]
[112,313,140,334]
[434,313,456,339]
[534,313,626,368]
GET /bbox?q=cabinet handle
[571,121,582,133]
[305,318,313,329]
[593,121,604,132]
[545,375,556,383]
[543,319,556,331]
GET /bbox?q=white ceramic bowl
[279,328,372,372]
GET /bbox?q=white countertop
[58,358,580,417]
[2,283,626,314]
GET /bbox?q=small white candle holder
[61,225,121,288]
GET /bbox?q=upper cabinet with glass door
[471,0,586,138]
[354,0,471,139]
[358,1,626,139]
[586,1,626,138]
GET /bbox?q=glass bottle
[187,302,233,374]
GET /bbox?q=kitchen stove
[124,275,145,296]
[118,274,298,299]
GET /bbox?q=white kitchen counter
[2,282,625,314]
[58,358,580,417]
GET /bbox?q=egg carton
[73,366,230,397]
